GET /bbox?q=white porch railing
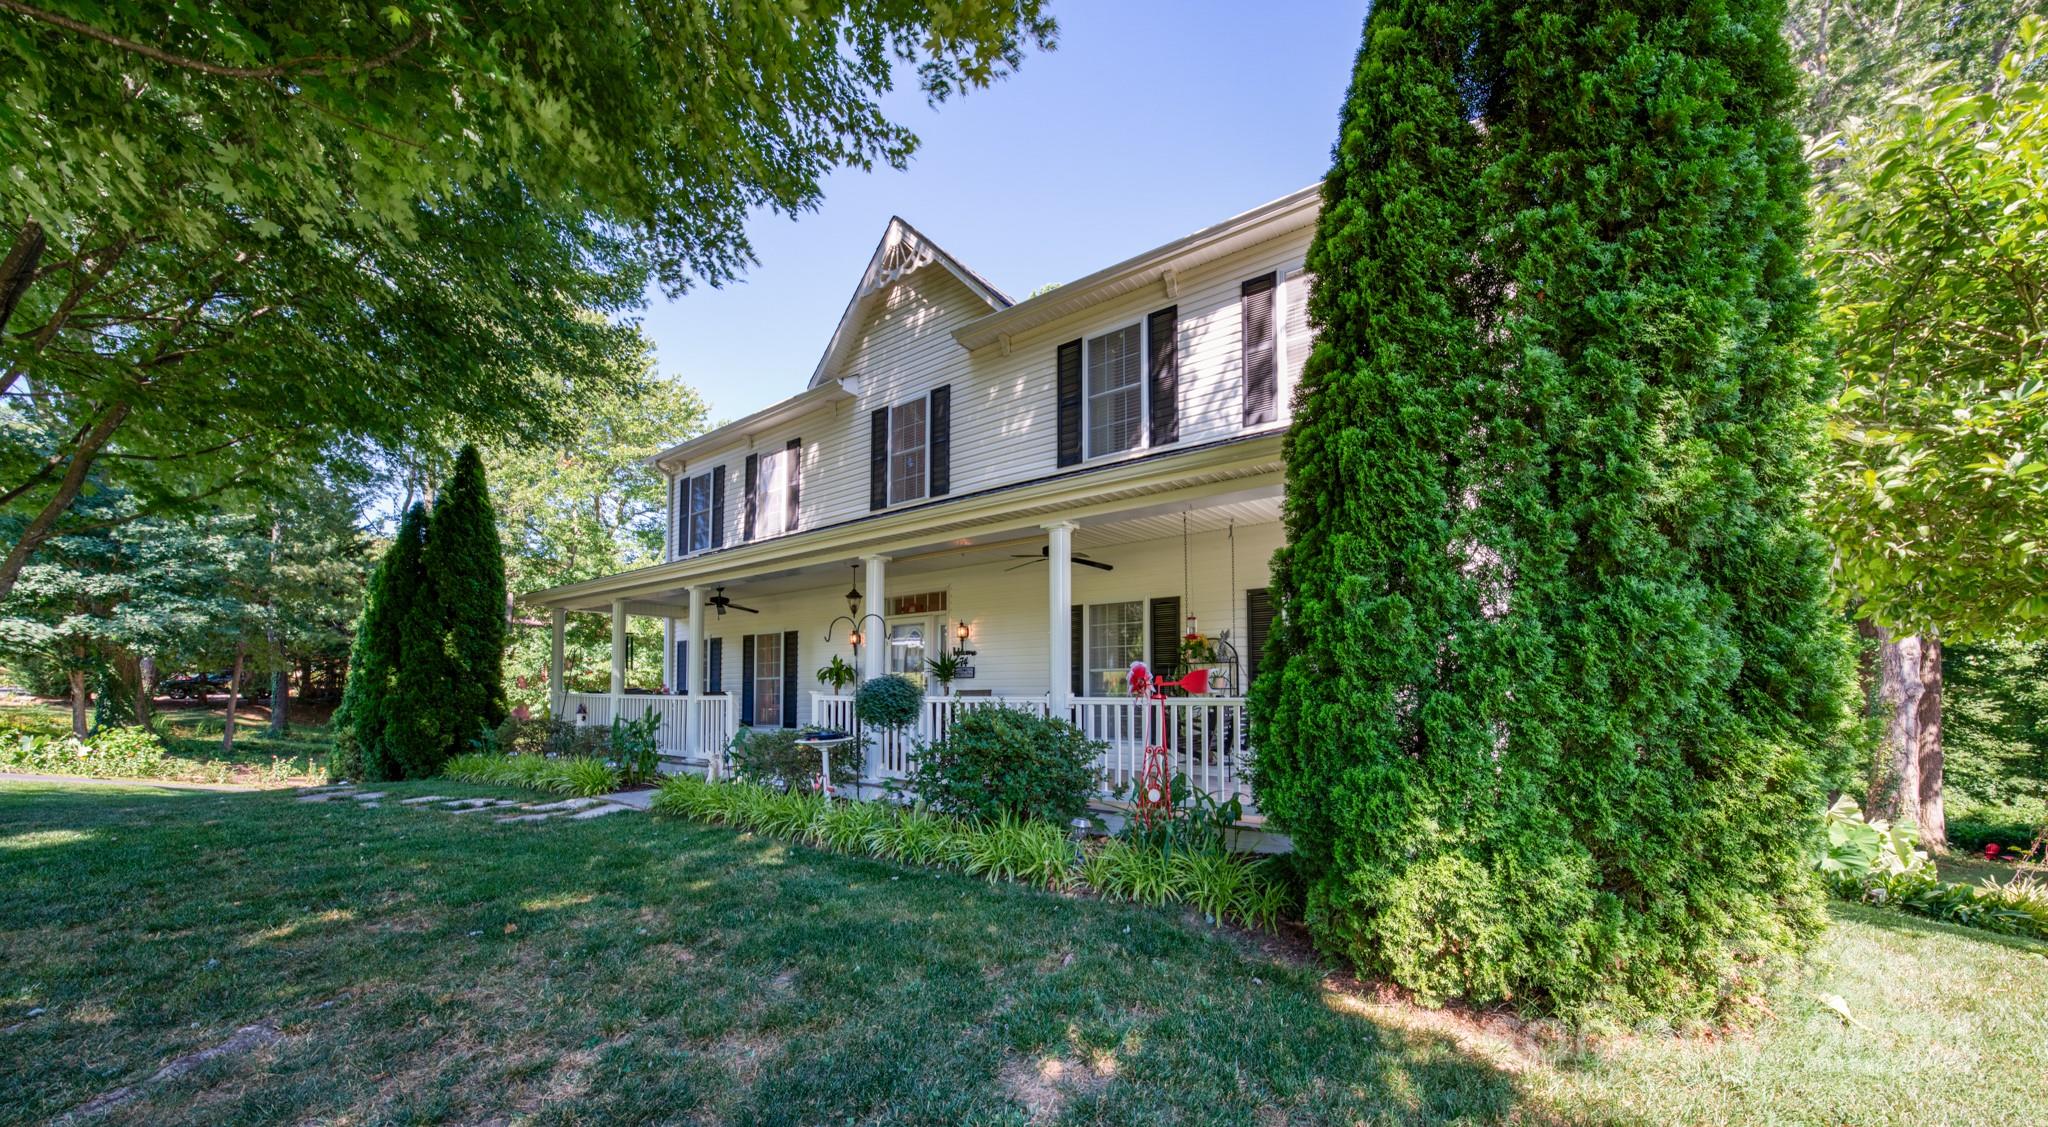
[809,692,1250,804]
[561,691,737,766]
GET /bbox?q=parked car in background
[160,671,271,702]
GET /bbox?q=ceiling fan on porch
[1005,546,1114,572]
[706,587,759,616]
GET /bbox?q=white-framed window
[756,446,792,539]
[889,398,927,505]
[1086,323,1144,459]
[753,633,783,728]
[684,472,713,554]
[1086,600,1144,696]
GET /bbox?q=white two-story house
[527,186,1318,803]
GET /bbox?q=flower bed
[650,774,1294,932]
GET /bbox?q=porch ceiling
[539,489,1282,618]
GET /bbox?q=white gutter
[951,185,1321,352]
[644,380,856,472]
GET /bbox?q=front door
[885,616,934,691]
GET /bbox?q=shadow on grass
[1826,898,2048,954]
[0,782,1602,1126]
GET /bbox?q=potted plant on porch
[923,650,963,696]
[816,654,858,694]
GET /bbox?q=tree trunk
[0,219,44,339]
[113,650,149,727]
[1859,621,1948,848]
[1867,623,1923,830]
[138,655,156,725]
[222,642,245,755]
[298,654,313,699]
[67,667,87,738]
[0,401,133,600]
[1917,634,1945,850]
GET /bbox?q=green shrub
[907,706,1100,825]
[2,726,170,780]
[1948,811,2046,856]
[853,674,922,730]
[727,726,861,793]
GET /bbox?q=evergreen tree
[378,508,442,782]
[420,445,509,761]
[1253,0,1851,1020]
[349,504,430,781]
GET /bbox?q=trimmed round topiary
[854,674,922,731]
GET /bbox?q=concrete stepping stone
[448,799,523,813]
[442,798,507,810]
[296,784,355,795]
[398,795,453,805]
[359,801,381,809]
[518,797,603,812]
[493,813,557,824]
[296,793,344,803]
[348,792,388,801]
[567,805,624,820]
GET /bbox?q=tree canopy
[0,1,1055,597]
[1808,17,2048,641]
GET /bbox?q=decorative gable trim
[807,218,1012,389]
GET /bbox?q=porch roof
[525,432,1284,616]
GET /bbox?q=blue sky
[638,1,1368,422]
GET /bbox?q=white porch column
[685,587,706,699]
[662,616,676,693]
[862,554,889,682]
[1046,521,1075,715]
[609,598,628,697]
[548,607,567,715]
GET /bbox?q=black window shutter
[785,438,801,532]
[672,476,684,558]
[1241,274,1278,426]
[1056,339,1084,467]
[928,385,951,496]
[674,639,686,692]
[1070,605,1084,698]
[710,466,726,548]
[739,634,756,724]
[1149,597,1183,680]
[1245,588,1275,689]
[707,637,723,694]
[869,407,890,510]
[780,630,799,729]
[1147,306,1179,446]
[742,453,759,541]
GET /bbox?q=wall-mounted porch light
[953,619,976,658]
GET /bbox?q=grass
[0,700,331,787]
[3,780,2045,1125]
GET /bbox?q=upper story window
[745,440,800,541]
[676,466,723,557]
[684,473,713,553]
[889,398,927,505]
[1086,324,1145,459]
[870,386,949,512]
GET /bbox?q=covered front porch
[531,475,1282,807]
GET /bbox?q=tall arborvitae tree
[1250,0,1526,1009]
[1254,0,1851,1020]
[420,445,509,761]
[334,504,425,781]
[385,508,448,782]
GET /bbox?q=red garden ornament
[1125,661,1209,828]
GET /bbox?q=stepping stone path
[292,783,639,826]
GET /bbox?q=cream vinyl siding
[665,225,1313,555]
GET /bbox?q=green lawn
[3,781,2044,1126]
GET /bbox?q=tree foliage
[1808,18,2048,640]
[340,503,429,781]
[1253,0,1851,1021]
[0,1,1054,596]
